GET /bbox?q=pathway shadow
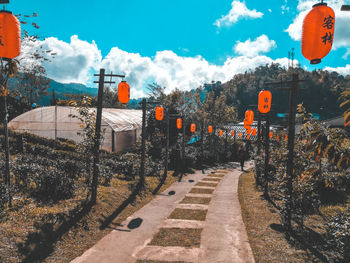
[99,180,143,230]
[288,227,331,263]
[127,218,143,229]
[17,199,93,263]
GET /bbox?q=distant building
[8,106,142,152]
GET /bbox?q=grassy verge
[148,228,202,248]
[238,170,309,262]
[0,173,179,263]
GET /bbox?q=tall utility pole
[263,113,270,199]
[201,120,205,173]
[257,111,262,155]
[2,89,11,207]
[284,74,299,231]
[164,113,170,180]
[182,117,186,171]
[139,99,147,186]
[265,73,304,231]
[91,68,125,205]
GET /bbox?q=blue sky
[8,0,350,98]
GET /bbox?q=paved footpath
[71,161,255,263]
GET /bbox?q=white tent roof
[8,106,142,142]
[99,108,142,132]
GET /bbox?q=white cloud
[19,35,292,99]
[324,64,350,75]
[214,0,263,28]
[19,35,102,84]
[234,34,277,57]
[281,0,290,14]
[342,49,350,60]
[286,0,350,51]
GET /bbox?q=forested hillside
[217,64,348,121]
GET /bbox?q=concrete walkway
[71,161,255,263]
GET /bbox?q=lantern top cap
[312,2,327,8]
[0,10,12,14]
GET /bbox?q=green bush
[325,208,350,261]
[12,155,77,202]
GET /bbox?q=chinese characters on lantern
[321,15,334,45]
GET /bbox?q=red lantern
[176,118,182,129]
[0,10,21,59]
[239,133,242,138]
[219,130,223,136]
[208,125,213,134]
[118,81,130,104]
[231,131,234,137]
[252,128,257,136]
[301,3,335,64]
[277,135,280,141]
[245,110,254,125]
[285,135,288,141]
[191,123,196,133]
[155,106,164,121]
[269,132,273,138]
[258,90,272,114]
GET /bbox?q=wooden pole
[182,118,185,170]
[201,120,204,173]
[284,73,298,231]
[2,94,11,207]
[91,68,105,205]
[257,111,261,155]
[263,113,270,199]
[139,99,146,186]
[163,112,169,181]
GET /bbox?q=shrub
[325,208,350,261]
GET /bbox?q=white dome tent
[8,106,142,152]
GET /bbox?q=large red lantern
[155,106,164,121]
[219,130,223,136]
[176,118,182,129]
[258,90,272,114]
[245,110,254,125]
[301,3,335,64]
[0,10,21,59]
[208,125,213,134]
[118,81,130,104]
[190,123,196,133]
